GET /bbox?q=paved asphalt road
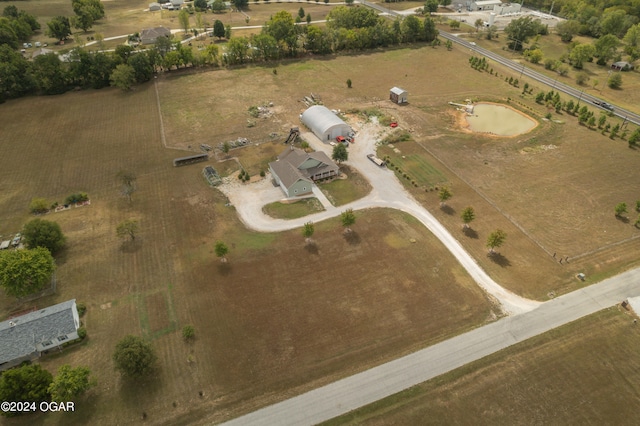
[223,267,640,426]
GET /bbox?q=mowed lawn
[0,81,494,424]
[326,307,640,425]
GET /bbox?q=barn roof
[390,87,407,95]
[300,106,349,136]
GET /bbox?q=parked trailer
[367,154,386,167]
[173,153,208,167]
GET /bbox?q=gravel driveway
[218,121,539,314]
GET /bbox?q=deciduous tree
[486,229,506,253]
[340,208,356,233]
[48,365,95,402]
[608,72,622,89]
[118,171,137,202]
[215,241,229,262]
[0,247,55,298]
[461,206,475,229]
[302,221,314,244]
[504,16,543,51]
[213,19,225,39]
[332,142,348,164]
[438,186,452,206]
[615,202,627,217]
[22,218,66,254]
[110,63,136,90]
[0,364,52,416]
[46,16,71,42]
[113,335,157,377]
[116,219,139,241]
[569,43,595,69]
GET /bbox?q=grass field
[325,307,640,425]
[263,197,325,218]
[318,165,372,206]
[2,32,640,424]
[0,52,496,424]
[383,151,448,188]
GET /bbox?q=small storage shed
[390,87,408,104]
[300,106,351,142]
[611,61,633,71]
[149,2,161,11]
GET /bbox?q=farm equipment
[284,127,300,144]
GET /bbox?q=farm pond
[466,103,537,136]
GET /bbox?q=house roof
[612,61,632,68]
[0,300,78,365]
[140,27,171,41]
[390,87,407,95]
[270,147,338,191]
[271,158,312,190]
[31,47,53,58]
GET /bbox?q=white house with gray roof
[0,299,80,371]
[269,146,339,197]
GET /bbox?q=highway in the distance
[359,0,640,126]
[438,31,640,126]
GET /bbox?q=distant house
[170,0,184,7]
[149,2,161,11]
[0,300,80,372]
[140,26,171,45]
[269,146,339,197]
[390,87,408,104]
[611,61,633,71]
[31,47,54,59]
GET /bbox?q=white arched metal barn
[300,106,351,142]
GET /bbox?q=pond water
[465,103,537,136]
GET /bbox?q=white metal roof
[300,106,350,138]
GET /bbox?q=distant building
[31,47,54,59]
[300,105,351,142]
[0,300,80,372]
[467,0,502,11]
[390,87,408,104]
[269,147,339,197]
[493,2,521,14]
[149,2,161,11]
[140,26,171,45]
[611,61,633,71]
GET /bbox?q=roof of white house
[0,300,78,366]
[390,87,407,95]
[300,106,350,137]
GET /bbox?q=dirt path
[218,121,540,315]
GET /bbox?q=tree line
[1,6,441,101]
